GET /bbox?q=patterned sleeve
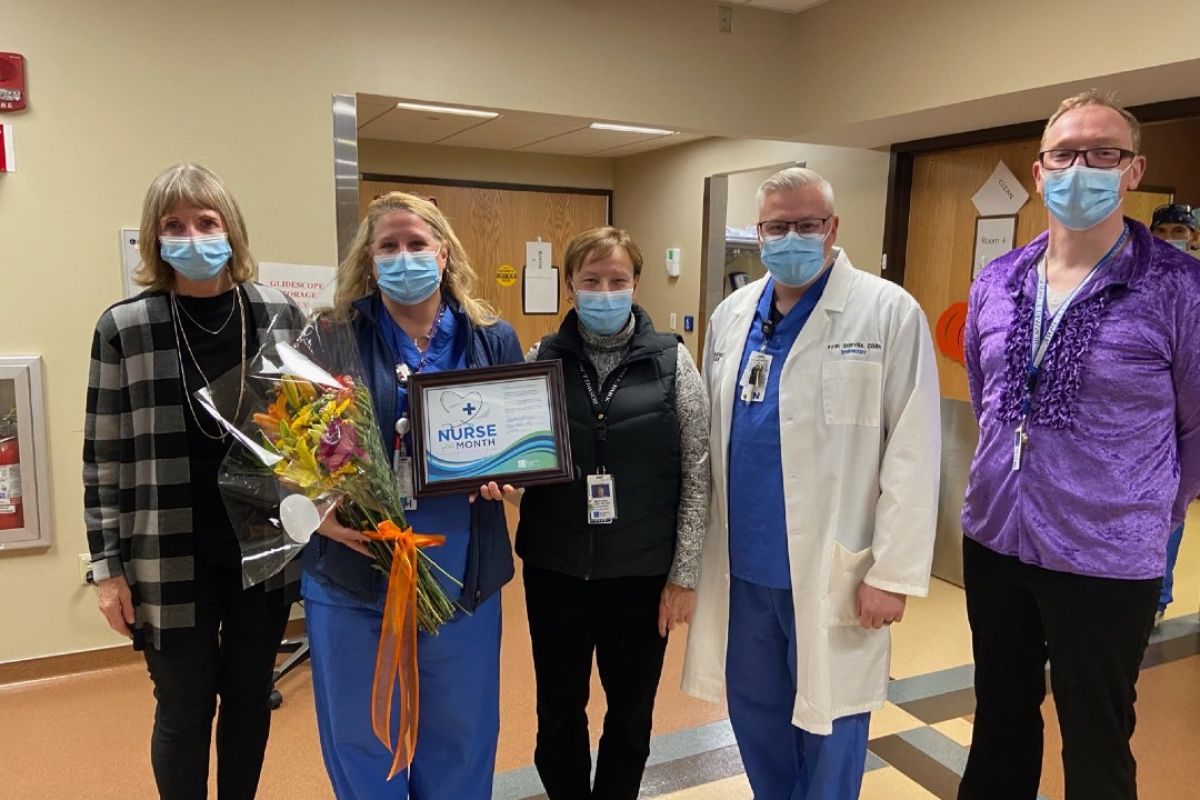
[83,312,125,582]
[668,344,711,588]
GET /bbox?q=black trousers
[142,564,291,800]
[524,564,669,800]
[958,537,1160,800]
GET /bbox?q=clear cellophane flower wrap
[197,315,457,778]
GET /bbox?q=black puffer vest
[516,307,681,579]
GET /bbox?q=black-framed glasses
[757,216,832,239]
[1037,148,1136,170]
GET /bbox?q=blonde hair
[1044,89,1141,152]
[756,167,835,216]
[563,226,644,283]
[134,163,255,290]
[332,192,496,326]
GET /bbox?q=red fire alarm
[0,53,27,112]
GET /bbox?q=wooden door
[903,140,1046,402]
[359,179,610,351]
[1124,188,1174,228]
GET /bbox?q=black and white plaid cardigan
[84,283,306,650]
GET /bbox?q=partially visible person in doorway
[516,226,710,800]
[684,167,941,800]
[1151,202,1199,254]
[1149,202,1199,625]
[303,191,522,799]
[84,162,307,800]
[959,91,1200,800]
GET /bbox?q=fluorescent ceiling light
[589,122,676,136]
[394,102,499,119]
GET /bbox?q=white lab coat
[682,249,941,735]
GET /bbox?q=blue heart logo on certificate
[440,390,484,426]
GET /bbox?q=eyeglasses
[757,217,832,239]
[1037,148,1136,170]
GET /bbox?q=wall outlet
[78,553,94,586]
[718,4,733,33]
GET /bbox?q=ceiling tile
[358,106,488,143]
[517,127,671,156]
[439,116,587,149]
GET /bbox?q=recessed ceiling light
[394,102,499,119]
[589,122,676,136]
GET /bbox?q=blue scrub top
[727,271,831,588]
[378,296,472,598]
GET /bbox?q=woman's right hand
[315,510,374,558]
[97,575,136,638]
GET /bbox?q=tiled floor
[3,507,1198,799]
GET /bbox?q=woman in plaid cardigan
[84,163,306,800]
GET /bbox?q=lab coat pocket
[827,542,874,626]
[821,360,882,427]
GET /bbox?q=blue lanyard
[1022,226,1129,420]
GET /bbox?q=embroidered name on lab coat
[826,341,882,357]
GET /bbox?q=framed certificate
[408,360,574,497]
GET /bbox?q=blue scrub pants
[726,576,870,800]
[1160,524,1185,612]
[304,578,502,800]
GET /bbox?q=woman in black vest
[516,227,710,800]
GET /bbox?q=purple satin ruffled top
[962,218,1200,580]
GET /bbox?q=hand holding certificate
[408,360,574,497]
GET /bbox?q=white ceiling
[356,95,706,158]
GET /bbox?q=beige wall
[359,139,614,190]
[613,138,891,355]
[789,0,1200,146]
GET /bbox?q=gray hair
[756,167,836,216]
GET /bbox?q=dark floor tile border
[869,734,963,800]
[898,687,978,725]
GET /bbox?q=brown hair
[563,226,644,284]
[1043,89,1141,152]
[134,163,255,290]
[331,191,496,326]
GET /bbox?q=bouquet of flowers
[198,316,454,777]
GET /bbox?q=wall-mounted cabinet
[0,356,52,550]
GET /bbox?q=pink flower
[318,419,365,473]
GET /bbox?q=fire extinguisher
[0,415,23,530]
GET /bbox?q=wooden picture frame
[408,360,574,497]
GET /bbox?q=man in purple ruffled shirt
[958,91,1200,800]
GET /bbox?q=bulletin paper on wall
[257,262,336,313]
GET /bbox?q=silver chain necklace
[170,288,247,441]
[174,290,238,336]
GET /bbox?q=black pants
[958,537,1160,800]
[524,564,669,800]
[142,564,291,800]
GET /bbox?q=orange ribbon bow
[363,520,446,779]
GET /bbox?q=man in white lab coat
[683,167,941,799]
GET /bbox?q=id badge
[739,351,773,404]
[393,428,418,512]
[394,456,418,511]
[586,473,617,525]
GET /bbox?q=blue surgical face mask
[1167,239,1190,252]
[574,288,634,335]
[160,234,232,281]
[1042,164,1129,231]
[374,251,442,305]
[760,231,828,287]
